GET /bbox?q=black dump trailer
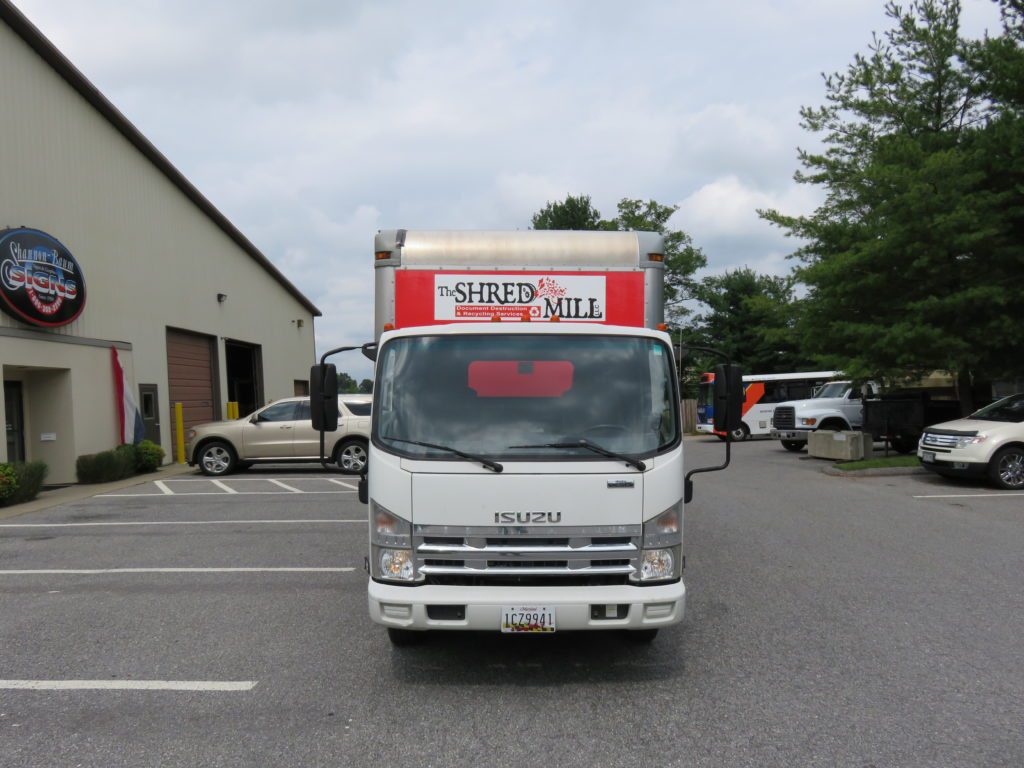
[864,393,962,453]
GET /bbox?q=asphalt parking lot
[1,441,1021,767]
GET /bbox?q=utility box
[808,430,874,461]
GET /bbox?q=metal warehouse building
[0,1,320,484]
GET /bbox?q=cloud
[675,176,822,276]
[10,0,1004,370]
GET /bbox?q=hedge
[76,442,165,484]
[135,439,165,473]
[0,461,49,506]
[77,446,136,484]
[0,463,16,503]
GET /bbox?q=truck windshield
[373,334,679,460]
[813,382,849,399]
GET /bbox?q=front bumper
[770,429,810,442]
[918,448,988,478]
[368,579,685,632]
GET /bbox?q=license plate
[922,451,936,463]
[501,605,555,634]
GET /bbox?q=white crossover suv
[186,395,372,476]
[918,393,1024,490]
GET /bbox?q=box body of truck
[365,230,685,638]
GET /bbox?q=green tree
[531,194,610,230]
[760,0,1024,410]
[358,379,373,394]
[692,268,808,374]
[532,195,707,321]
[336,372,358,394]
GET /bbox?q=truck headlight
[640,549,676,581]
[378,548,414,581]
[369,501,419,582]
[799,418,817,426]
[633,504,683,583]
[370,500,411,548]
[642,502,682,549]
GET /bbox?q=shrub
[0,463,17,503]
[115,444,138,477]
[77,447,136,484]
[4,461,48,505]
[135,439,165,473]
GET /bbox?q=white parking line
[154,480,174,495]
[268,479,303,493]
[0,679,257,691]
[329,479,359,490]
[210,480,238,494]
[914,492,1024,499]
[0,567,356,575]
[0,519,367,528]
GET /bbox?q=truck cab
[367,322,685,641]
[770,381,875,451]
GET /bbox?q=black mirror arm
[681,343,735,503]
[316,343,374,470]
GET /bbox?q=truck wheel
[198,441,236,476]
[989,446,1024,490]
[891,435,918,454]
[818,420,849,432]
[625,629,659,643]
[729,423,750,442]
[387,628,425,646]
[334,439,368,475]
[781,440,804,452]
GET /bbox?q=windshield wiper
[508,439,646,472]
[381,436,503,473]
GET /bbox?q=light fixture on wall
[216,293,227,303]
[296,319,304,328]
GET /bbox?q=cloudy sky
[15,0,1003,377]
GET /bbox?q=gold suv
[186,395,371,476]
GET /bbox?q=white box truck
[311,229,741,645]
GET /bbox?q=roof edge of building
[0,0,322,317]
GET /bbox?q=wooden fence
[681,399,698,434]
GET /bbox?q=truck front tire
[781,440,804,452]
[387,628,425,646]
[625,629,659,643]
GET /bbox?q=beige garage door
[166,328,216,452]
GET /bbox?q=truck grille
[773,406,795,429]
[413,524,641,586]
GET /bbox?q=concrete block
[808,431,873,461]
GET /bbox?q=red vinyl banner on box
[393,270,645,328]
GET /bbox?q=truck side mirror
[713,363,744,435]
[358,475,368,504]
[310,364,339,432]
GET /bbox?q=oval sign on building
[0,228,86,327]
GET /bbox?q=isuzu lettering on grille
[494,511,562,524]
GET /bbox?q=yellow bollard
[231,401,239,420]
[175,402,186,464]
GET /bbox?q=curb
[822,465,928,478]
[0,463,196,520]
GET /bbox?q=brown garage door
[166,329,217,453]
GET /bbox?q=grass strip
[835,455,921,471]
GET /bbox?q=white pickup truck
[769,381,873,452]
